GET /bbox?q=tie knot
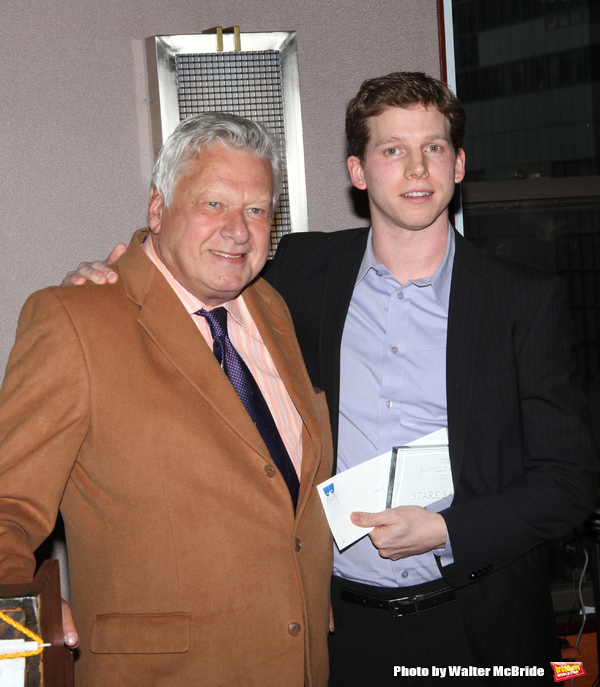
[196,307,228,339]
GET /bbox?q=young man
[64,73,598,685]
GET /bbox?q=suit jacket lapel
[446,232,487,485]
[317,230,369,457]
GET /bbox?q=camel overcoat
[0,229,333,686]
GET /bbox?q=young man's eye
[427,145,442,153]
[384,147,400,156]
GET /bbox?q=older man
[0,113,332,686]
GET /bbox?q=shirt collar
[143,234,246,327]
[356,224,455,313]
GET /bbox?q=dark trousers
[328,575,555,686]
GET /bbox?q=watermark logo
[551,662,586,682]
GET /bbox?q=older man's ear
[61,243,127,286]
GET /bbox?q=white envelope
[317,429,451,550]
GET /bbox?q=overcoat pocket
[90,612,191,654]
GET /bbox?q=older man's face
[148,143,274,306]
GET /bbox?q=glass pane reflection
[452,0,600,182]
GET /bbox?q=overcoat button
[264,465,276,478]
[288,622,302,636]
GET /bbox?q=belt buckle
[389,593,421,618]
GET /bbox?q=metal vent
[146,31,308,254]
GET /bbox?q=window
[441,0,600,389]
[440,0,600,621]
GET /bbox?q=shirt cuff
[432,534,454,567]
[425,495,454,567]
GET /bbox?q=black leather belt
[341,585,456,618]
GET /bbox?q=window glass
[452,0,599,182]
[450,0,600,603]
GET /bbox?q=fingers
[60,242,126,287]
[61,599,79,648]
[351,510,387,528]
[61,270,88,286]
[352,507,448,561]
[61,260,118,286]
[87,260,119,284]
[107,243,127,264]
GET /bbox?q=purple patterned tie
[197,307,299,511]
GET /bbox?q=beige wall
[0,0,441,377]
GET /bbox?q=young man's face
[347,104,465,236]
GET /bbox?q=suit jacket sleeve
[0,288,90,582]
[441,267,599,586]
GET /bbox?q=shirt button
[401,571,409,579]
[385,400,392,409]
[397,292,405,300]
[294,538,302,551]
[391,346,398,354]
[288,622,302,636]
[264,465,276,478]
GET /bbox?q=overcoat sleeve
[0,288,90,582]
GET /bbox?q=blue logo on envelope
[323,483,335,497]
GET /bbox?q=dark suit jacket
[0,229,333,687]
[264,227,598,671]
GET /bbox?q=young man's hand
[62,243,126,286]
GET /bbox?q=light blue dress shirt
[333,225,455,588]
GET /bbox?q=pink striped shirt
[144,237,302,477]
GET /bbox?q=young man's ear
[454,148,466,184]
[148,188,165,234]
[347,156,368,191]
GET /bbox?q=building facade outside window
[447,0,600,616]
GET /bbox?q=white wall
[0,0,441,376]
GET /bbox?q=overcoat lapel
[243,280,326,509]
[446,232,488,486]
[118,230,274,464]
